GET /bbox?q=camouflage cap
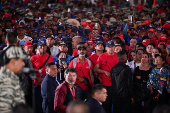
[5,46,27,60]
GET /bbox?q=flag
[154,0,163,6]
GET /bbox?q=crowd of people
[1,0,170,113]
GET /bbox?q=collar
[77,57,87,63]
[93,97,102,105]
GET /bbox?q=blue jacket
[87,98,106,113]
[41,74,60,113]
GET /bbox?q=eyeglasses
[147,47,154,49]
[91,33,99,35]
[155,58,162,61]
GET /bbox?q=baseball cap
[77,45,86,50]
[37,40,46,46]
[148,28,155,33]
[24,41,33,47]
[106,40,115,47]
[109,30,116,36]
[19,40,25,46]
[40,28,46,33]
[158,36,167,41]
[156,27,163,32]
[18,25,25,30]
[59,41,66,45]
[130,27,137,31]
[166,45,170,49]
[82,22,89,26]
[142,39,150,46]
[95,41,104,46]
[5,46,27,60]
[39,20,45,25]
[46,34,54,39]
[162,23,170,29]
[86,40,94,45]
[138,27,145,31]
[95,35,103,41]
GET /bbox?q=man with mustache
[69,45,94,101]
[54,68,78,113]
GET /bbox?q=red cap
[158,42,168,47]
[162,23,170,30]
[82,22,89,26]
[142,39,150,46]
[148,28,155,33]
[158,36,167,41]
[144,20,151,25]
[136,4,143,12]
[127,29,130,33]
[24,41,33,47]
[86,40,94,45]
[2,13,11,20]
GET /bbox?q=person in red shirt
[89,41,105,83]
[94,40,119,113]
[30,40,54,113]
[69,45,94,101]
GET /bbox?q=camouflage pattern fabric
[0,67,25,113]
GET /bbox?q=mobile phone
[60,58,67,65]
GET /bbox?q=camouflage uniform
[0,66,25,113]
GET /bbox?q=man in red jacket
[54,68,78,113]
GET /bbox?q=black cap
[77,45,86,50]
[46,34,54,39]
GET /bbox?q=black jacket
[87,98,106,113]
[111,62,134,98]
[41,74,59,113]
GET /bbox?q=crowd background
[1,0,170,113]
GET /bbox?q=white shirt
[127,60,141,74]
[17,35,33,42]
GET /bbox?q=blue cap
[156,27,163,32]
[95,41,104,46]
[101,25,106,32]
[32,39,38,44]
[84,29,90,35]
[61,37,67,41]
[4,19,11,23]
[71,26,78,33]
[18,25,25,29]
[57,26,65,31]
[106,40,115,47]
[37,39,46,46]
[39,35,46,39]
[31,29,38,33]
[19,40,25,46]
[39,20,45,25]
[33,22,39,28]
[138,27,145,31]
[78,27,85,36]
[167,45,170,49]
[95,35,103,41]
[54,36,59,40]
[26,25,31,29]
[109,30,116,36]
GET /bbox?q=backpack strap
[73,58,78,68]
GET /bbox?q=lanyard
[69,87,76,101]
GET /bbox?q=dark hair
[57,51,67,58]
[153,47,162,53]
[117,50,127,60]
[147,42,156,48]
[46,62,56,69]
[67,100,89,113]
[66,41,73,56]
[64,68,77,75]
[129,50,136,62]
[6,32,17,45]
[136,49,144,54]
[11,103,33,113]
[159,43,166,49]
[91,84,106,96]
[136,42,143,47]
[78,42,86,45]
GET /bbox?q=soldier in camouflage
[0,46,26,113]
